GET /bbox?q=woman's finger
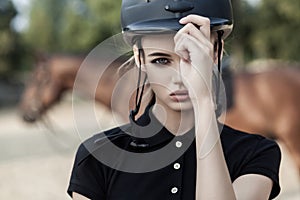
[179,15,211,39]
[175,32,213,62]
[174,23,212,49]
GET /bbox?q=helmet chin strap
[215,30,224,117]
[130,46,148,122]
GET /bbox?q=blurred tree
[23,0,67,52]
[229,0,300,63]
[23,0,121,53]
[60,0,121,52]
[227,0,258,64]
[0,0,23,78]
[252,0,300,61]
[23,0,300,62]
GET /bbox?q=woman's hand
[174,15,216,106]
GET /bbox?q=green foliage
[0,0,22,78]
[252,0,300,61]
[0,0,17,29]
[22,0,300,62]
[59,0,121,52]
[23,0,67,52]
[229,0,300,62]
[23,0,121,53]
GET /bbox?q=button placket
[167,138,187,198]
[175,141,182,148]
[168,155,184,199]
[171,187,178,194]
[173,162,180,170]
[168,134,194,199]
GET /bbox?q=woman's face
[134,34,194,112]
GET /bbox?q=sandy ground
[0,99,299,200]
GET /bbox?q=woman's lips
[169,90,190,102]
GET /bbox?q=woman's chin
[168,101,194,112]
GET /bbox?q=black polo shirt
[68,106,281,200]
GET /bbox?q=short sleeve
[67,143,106,199]
[238,138,281,199]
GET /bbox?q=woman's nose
[171,67,183,85]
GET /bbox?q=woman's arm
[193,100,236,200]
[194,102,273,200]
[233,174,273,200]
[73,192,91,200]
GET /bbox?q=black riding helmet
[121,0,233,43]
[121,0,233,120]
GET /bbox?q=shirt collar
[129,103,195,148]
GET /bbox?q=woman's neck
[152,101,194,136]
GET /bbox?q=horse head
[19,53,84,123]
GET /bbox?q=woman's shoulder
[220,124,281,160]
[221,125,281,198]
[68,125,132,199]
[221,124,279,146]
[74,123,133,167]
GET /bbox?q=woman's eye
[151,58,170,65]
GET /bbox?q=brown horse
[19,55,300,174]
[220,65,300,174]
[19,54,85,122]
[19,53,130,122]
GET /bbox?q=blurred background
[0,0,299,199]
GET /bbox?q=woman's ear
[133,45,146,72]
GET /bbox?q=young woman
[68,0,281,199]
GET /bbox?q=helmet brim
[123,17,233,39]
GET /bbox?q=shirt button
[171,187,178,194]
[175,141,182,148]
[173,163,180,170]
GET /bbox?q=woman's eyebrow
[147,52,172,57]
